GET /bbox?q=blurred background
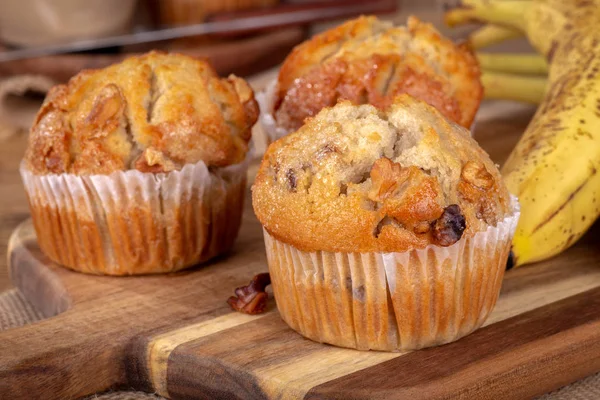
[0,0,402,139]
[0,0,530,140]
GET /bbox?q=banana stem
[477,53,549,75]
[482,71,547,104]
[468,25,523,49]
[445,0,530,32]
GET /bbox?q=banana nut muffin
[252,95,519,351]
[25,51,257,175]
[268,15,481,135]
[22,51,259,275]
[254,95,510,253]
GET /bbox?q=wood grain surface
[2,101,600,400]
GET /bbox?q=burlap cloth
[1,76,599,400]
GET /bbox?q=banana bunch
[477,53,547,104]
[445,0,600,266]
[462,13,549,104]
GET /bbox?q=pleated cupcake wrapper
[255,78,479,154]
[20,159,248,275]
[255,79,291,148]
[264,197,520,352]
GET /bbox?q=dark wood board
[2,102,600,399]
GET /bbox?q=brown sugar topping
[274,16,482,132]
[25,51,258,175]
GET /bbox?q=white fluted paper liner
[20,159,248,275]
[255,79,291,148]
[263,197,520,352]
[254,78,479,157]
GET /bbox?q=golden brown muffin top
[25,51,259,175]
[274,15,482,132]
[253,95,511,253]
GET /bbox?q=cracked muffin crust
[25,51,258,175]
[20,52,257,275]
[253,95,511,253]
[272,15,482,132]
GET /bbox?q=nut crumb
[368,157,410,202]
[286,169,297,191]
[227,273,271,314]
[459,161,498,224]
[413,221,431,234]
[461,161,493,190]
[368,157,444,230]
[134,147,176,173]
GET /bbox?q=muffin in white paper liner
[255,78,478,155]
[20,159,248,275]
[263,197,519,352]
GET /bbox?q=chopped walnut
[459,161,497,225]
[461,161,493,190]
[227,273,271,315]
[369,157,444,231]
[432,205,466,246]
[413,221,431,234]
[368,157,411,202]
[84,84,125,132]
[134,147,176,173]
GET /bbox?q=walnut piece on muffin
[25,51,259,175]
[253,94,510,253]
[273,15,481,132]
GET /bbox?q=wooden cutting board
[2,102,600,400]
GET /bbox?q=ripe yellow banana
[446,0,600,266]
